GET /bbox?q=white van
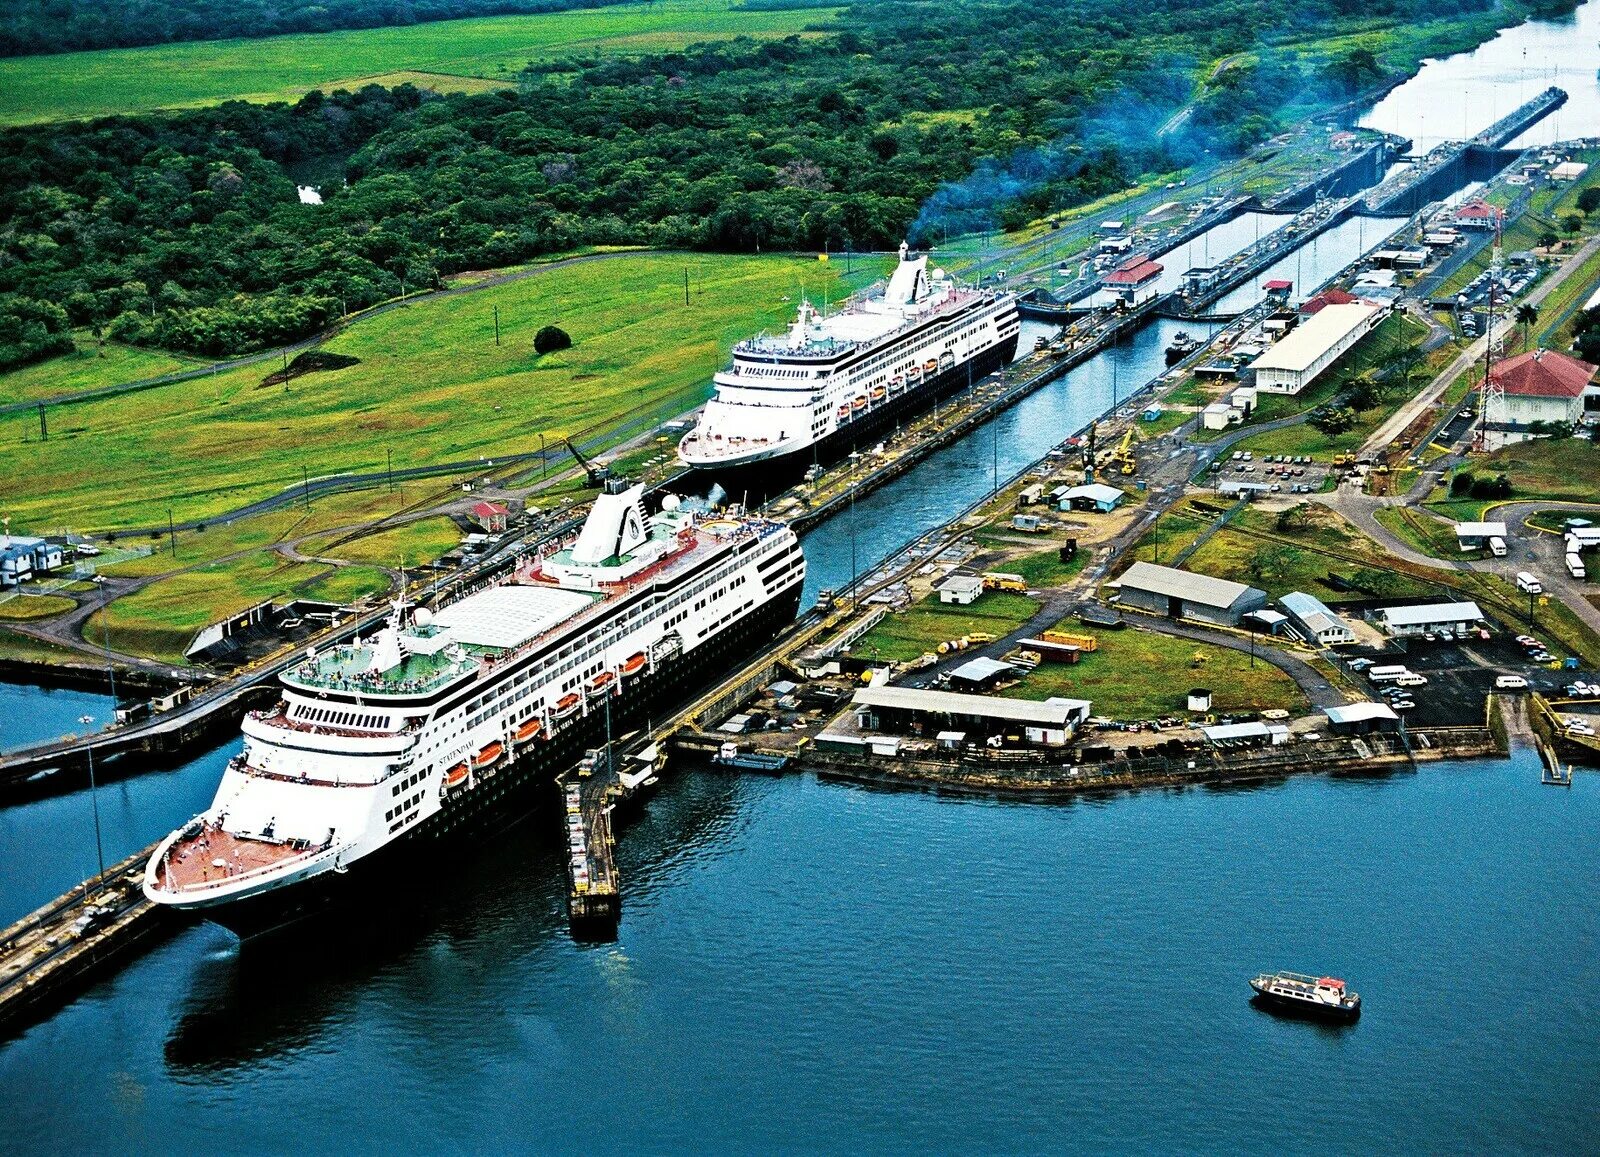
[1495,674,1528,690]
[1567,553,1587,580]
[1516,571,1542,594]
[1488,536,1507,558]
[1394,673,1429,687]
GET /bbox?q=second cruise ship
[678,242,1019,486]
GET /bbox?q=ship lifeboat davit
[870,385,886,401]
[553,692,581,718]
[473,741,503,768]
[837,403,851,419]
[922,358,939,373]
[444,762,469,788]
[622,651,647,678]
[516,717,544,742]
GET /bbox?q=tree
[1579,187,1600,214]
[1344,373,1380,412]
[1274,503,1310,533]
[1563,213,1584,234]
[1515,302,1538,350]
[534,325,571,355]
[1449,470,1475,497]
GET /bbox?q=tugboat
[1165,330,1201,365]
[1249,971,1361,1021]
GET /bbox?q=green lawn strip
[1371,503,1475,561]
[0,0,840,125]
[90,553,391,664]
[299,516,462,568]
[1,251,888,531]
[0,626,94,666]
[1012,624,1307,719]
[1464,438,1600,504]
[1130,507,1214,565]
[1009,547,1087,588]
[0,338,197,407]
[1524,509,1593,534]
[0,594,75,621]
[850,591,1039,665]
[1534,239,1600,350]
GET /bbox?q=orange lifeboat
[590,670,615,693]
[473,741,503,768]
[852,395,868,410]
[622,652,647,677]
[554,692,581,717]
[516,718,543,742]
[444,762,469,788]
[870,385,886,401]
[837,403,851,419]
[922,358,938,373]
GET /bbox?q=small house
[937,574,984,606]
[1058,483,1125,513]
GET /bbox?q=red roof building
[470,500,510,532]
[1104,255,1163,286]
[1262,279,1293,292]
[1453,199,1501,229]
[1489,349,1596,398]
[1483,349,1598,447]
[1298,288,1361,316]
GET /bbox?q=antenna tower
[1475,207,1506,453]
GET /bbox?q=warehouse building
[1279,591,1356,646]
[1249,302,1383,394]
[1322,702,1401,735]
[1104,254,1164,308]
[1113,561,1267,627]
[1058,483,1125,513]
[851,686,1091,747]
[1377,600,1486,637]
[1454,520,1508,553]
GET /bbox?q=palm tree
[1515,302,1538,350]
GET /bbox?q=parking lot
[1213,449,1330,495]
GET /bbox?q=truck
[982,572,1028,592]
[1516,571,1542,594]
[1367,664,1411,683]
[1567,553,1587,580]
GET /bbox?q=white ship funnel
[571,481,650,565]
[883,241,928,306]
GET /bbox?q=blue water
[0,680,112,753]
[2,754,1596,1151]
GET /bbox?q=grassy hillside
[1,251,887,531]
[0,0,839,125]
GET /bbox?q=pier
[0,841,178,1034]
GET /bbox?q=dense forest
[0,0,1555,360]
[0,0,621,57]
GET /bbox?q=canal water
[6,5,1600,1147]
[3,753,1597,1152]
[1360,0,1600,154]
[0,680,111,754]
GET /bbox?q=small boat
[852,395,868,410]
[1249,971,1361,1021]
[1035,335,1050,351]
[553,692,581,717]
[870,385,886,401]
[590,670,615,692]
[1165,331,1201,364]
[444,762,469,788]
[621,651,647,677]
[837,403,851,418]
[516,718,543,742]
[922,358,939,373]
[472,741,503,768]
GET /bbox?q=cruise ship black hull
[682,333,1020,502]
[198,584,804,941]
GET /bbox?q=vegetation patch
[260,350,362,387]
[0,593,75,621]
[850,591,1039,665]
[300,517,462,568]
[1015,624,1307,718]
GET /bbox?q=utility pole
[684,268,690,307]
[387,447,395,493]
[493,305,500,347]
[168,509,177,558]
[303,464,311,511]
[37,402,46,442]
[282,348,289,387]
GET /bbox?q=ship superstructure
[678,242,1019,480]
[144,482,804,936]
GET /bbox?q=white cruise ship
[678,243,1019,483]
[144,481,805,937]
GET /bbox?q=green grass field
[1016,625,1307,718]
[89,553,392,664]
[300,516,463,568]
[0,594,76,621]
[0,338,198,408]
[0,0,840,125]
[851,591,1040,665]
[2,251,887,532]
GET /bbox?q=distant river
[6,5,1600,1147]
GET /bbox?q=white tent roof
[433,584,596,649]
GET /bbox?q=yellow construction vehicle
[1112,427,1139,475]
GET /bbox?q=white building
[1480,349,1598,448]
[1455,521,1507,552]
[1377,601,1485,637]
[1202,402,1238,430]
[937,574,984,606]
[1249,302,1383,394]
[1279,591,1356,646]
